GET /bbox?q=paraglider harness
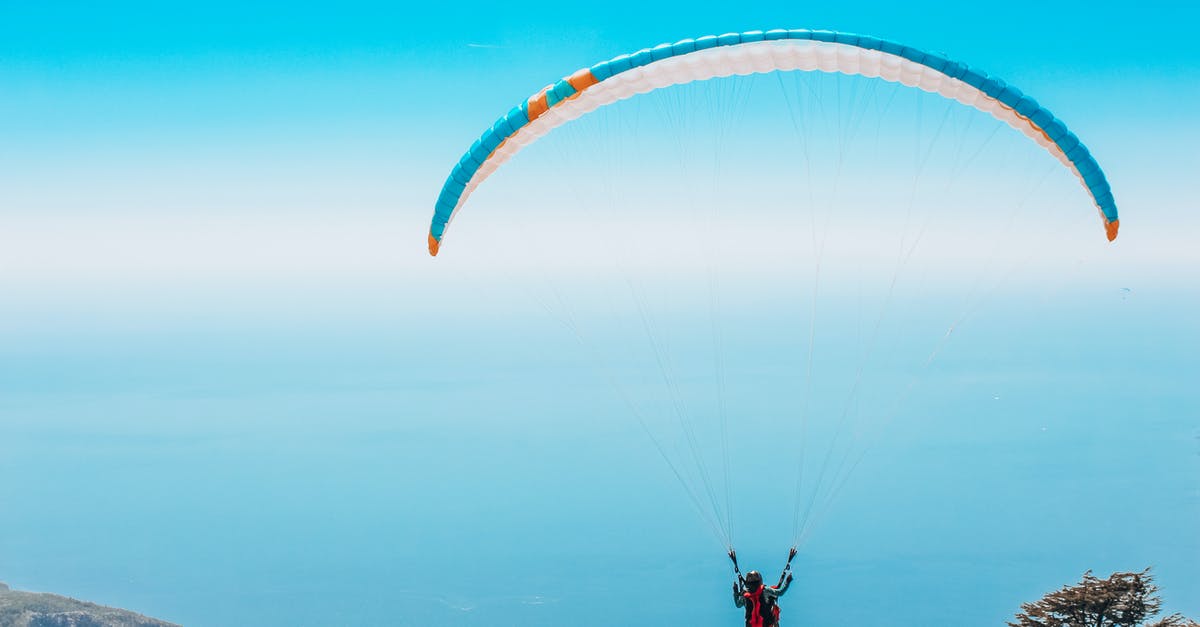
[742,586,780,627]
[729,547,796,627]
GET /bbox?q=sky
[1,2,1198,626]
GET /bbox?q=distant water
[1,285,1196,626]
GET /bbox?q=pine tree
[1010,569,1196,627]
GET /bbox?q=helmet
[745,571,763,590]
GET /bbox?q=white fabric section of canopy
[447,39,1077,228]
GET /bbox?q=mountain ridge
[0,582,179,627]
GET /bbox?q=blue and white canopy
[429,29,1118,255]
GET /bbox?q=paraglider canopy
[427,29,1119,256]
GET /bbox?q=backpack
[742,586,781,627]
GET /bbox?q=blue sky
[1,2,1197,625]
[2,0,1197,289]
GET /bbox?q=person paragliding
[730,549,795,627]
[427,28,1122,626]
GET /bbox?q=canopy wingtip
[428,234,441,256]
[1105,219,1119,242]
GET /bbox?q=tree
[1010,568,1197,627]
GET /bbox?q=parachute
[428,29,1119,256]
[425,29,1122,557]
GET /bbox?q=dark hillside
[0,582,179,627]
